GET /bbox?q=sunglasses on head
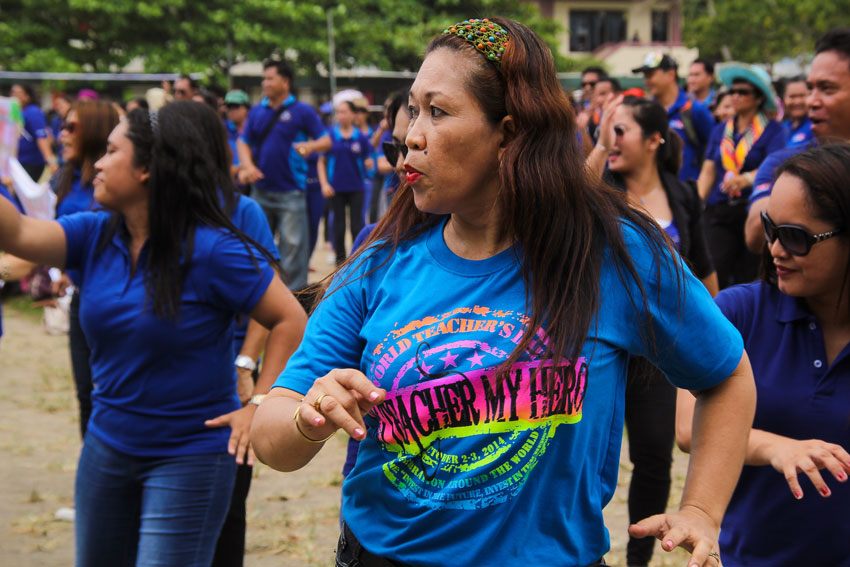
[382,140,408,165]
[761,211,842,256]
[729,88,755,97]
[61,122,77,134]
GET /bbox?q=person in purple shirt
[11,84,57,181]
[678,144,850,567]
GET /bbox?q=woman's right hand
[320,182,335,198]
[297,369,385,441]
[765,436,850,498]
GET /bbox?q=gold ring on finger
[314,393,328,413]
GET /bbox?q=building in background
[535,0,698,76]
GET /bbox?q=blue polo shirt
[58,211,275,457]
[784,117,814,148]
[18,103,48,166]
[715,282,850,567]
[665,89,714,181]
[748,141,816,210]
[0,183,24,340]
[704,119,787,206]
[325,125,372,193]
[241,95,326,193]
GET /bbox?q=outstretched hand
[629,505,722,567]
[205,404,258,465]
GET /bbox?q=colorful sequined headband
[443,18,509,67]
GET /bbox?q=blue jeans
[250,187,310,290]
[75,432,236,567]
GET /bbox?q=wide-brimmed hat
[717,62,778,112]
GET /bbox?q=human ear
[497,115,514,159]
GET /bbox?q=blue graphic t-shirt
[784,117,814,148]
[274,218,743,567]
[325,125,372,193]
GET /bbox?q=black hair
[177,74,199,90]
[581,66,607,79]
[106,106,280,320]
[12,83,36,103]
[127,96,149,110]
[597,77,622,93]
[385,88,409,133]
[732,77,767,109]
[341,100,357,113]
[762,144,850,308]
[264,59,295,84]
[196,88,220,110]
[618,96,682,175]
[815,28,850,67]
[692,57,715,76]
[780,75,808,98]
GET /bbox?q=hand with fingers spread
[296,368,386,443]
[764,436,850,499]
[205,404,259,465]
[629,504,723,567]
[595,93,624,152]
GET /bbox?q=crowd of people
[0,17,848,567]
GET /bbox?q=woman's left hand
[205,404,258,466]
[720,173,751,198]
[628,504,722,567]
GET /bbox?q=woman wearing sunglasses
[51,99,121,439]
[696,63,786,289]
[678,144,850,567]
[253,18,756,567]
[601,95,718,567]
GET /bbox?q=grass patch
[4,295,44,324]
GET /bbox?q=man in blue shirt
[687,58,716,106]
[237,61,331,291]
[745,27,850,252]
[633,52,714,181]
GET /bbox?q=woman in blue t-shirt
[51,99,121,439]
[679,144,850,567]
[318,101,374,265]
[0,105,306,566]
[11,83,57,181]
[254,18,755,567]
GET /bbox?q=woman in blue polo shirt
[679,144,850,567]
[11,83,58,181]
[318,100,374,265]
[51,99,121,439]
[0,105,306,566]
[697,64,786,289]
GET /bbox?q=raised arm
[0,195,67,267]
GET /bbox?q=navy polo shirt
[748,142,815,211]
[665,89,714,181]
[784,117,814,148]
[58,211,275,457]
[241,95,325,193]
[0,183,24,339]
[18,103,48,165]
[325,125,372,193]
[715,282,850,567]
[230,194,280,353]
[704,119,787,206]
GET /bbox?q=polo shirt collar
[261,94,296,109]
[665,89,689,116]
[775,289,812,323]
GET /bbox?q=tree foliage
[683,0,845,64]
[0,0,581,80]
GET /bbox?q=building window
[651,11,669,43]
[569,10,627,52]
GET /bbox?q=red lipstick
[404,165,422,185]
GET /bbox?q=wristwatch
[234,355,257,372]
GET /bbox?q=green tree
[0,0,581,80]
[683,0,844,64]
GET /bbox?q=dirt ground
[0,242,692,566]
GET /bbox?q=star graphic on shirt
[418,361,434,375]
[439,351,459,368]
[468,351,485,368]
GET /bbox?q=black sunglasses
[729,88,756,97]
[382,140,408,165]
[761,211,842,256]
[581,81,597,89]
[225,103,243,110]
[61,122,77,134]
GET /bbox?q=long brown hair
[328,18,676,369]
[55,99,120,204]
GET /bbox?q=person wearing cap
[745,28,850,254]
[633,52,715,182]
[696,62,786,289]
[224,90,251,185]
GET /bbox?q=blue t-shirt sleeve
[706,122,723,163]
[619,224,744,390]
[240,107,259,146]
[26,106,48,138]
[200,231,275,315]
[233,196,281,262]
[303,107,327,140]
[57,211,107,272]
[273,261,369,394]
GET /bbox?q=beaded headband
[443,18,509,67]
[149,109,160,136]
